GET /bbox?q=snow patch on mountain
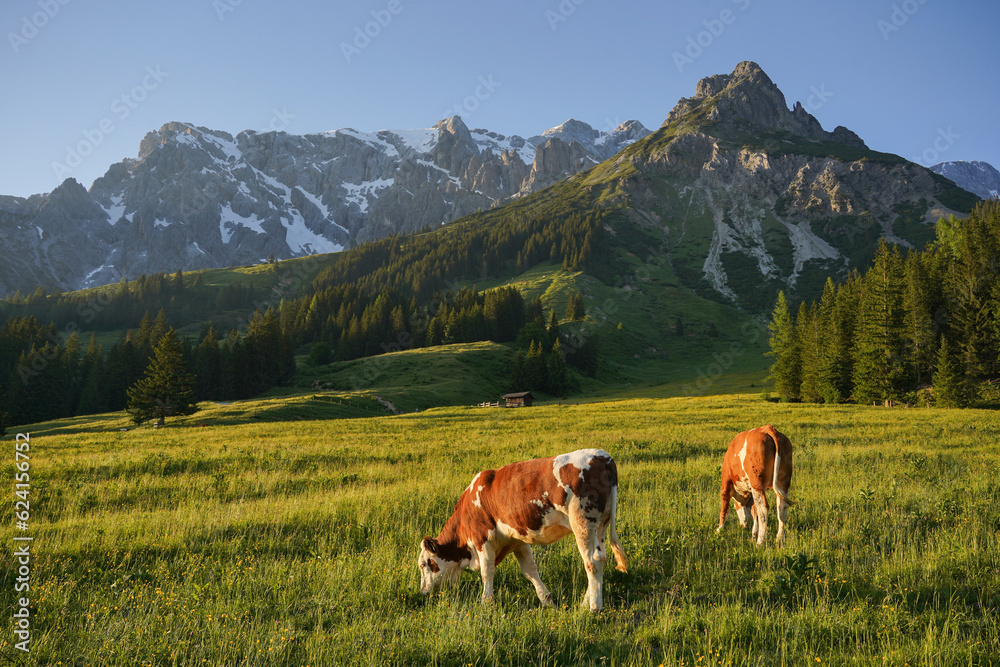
[219,204,266,243]
[101,195,125,224]
[342,178,394,213]
[390,128,438,154]
[330,128,400,157]
[295,186,330,219]
[470,128,536,165]
[284,215,343,255]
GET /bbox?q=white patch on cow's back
[466,471,487,508]
[466,472,482,494]
[552,449,608,486]
[737,437,749,474]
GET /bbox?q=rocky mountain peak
[542,118,600,143]
[434,115,473,142]
[694,60,772,98]
[663,61,867,149]
[611,120,651,140]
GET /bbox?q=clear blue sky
[1,0,996,198]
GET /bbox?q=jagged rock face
[930,161,1000,200]
[593,61,977,311]
[0,116,649,296]
[663,60,868,149]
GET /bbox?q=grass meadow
[2,395,999,665]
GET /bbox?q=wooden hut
[502,391,535,408]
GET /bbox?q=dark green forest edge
[767,199,1000,408]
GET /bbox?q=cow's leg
[571,513,604,611]
[750,488,769,546]
[513,544,553,606]
[775,493,790,544]
[477,543,497,603]
[717,480,734,533]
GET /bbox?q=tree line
[0,307,294,428]
[1,270,261,335]
[767,199,1000,407]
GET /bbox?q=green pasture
[2,396,998,665]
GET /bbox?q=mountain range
[0,116,649,297]
[0,61,984,312]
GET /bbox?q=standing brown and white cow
[716,424,793,546]
[418,449,628,611]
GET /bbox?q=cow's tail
[763,424,794,505]
[608,486,628,573]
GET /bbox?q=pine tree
[546,340,569,396]
[902,250,937,387]
[797,301,822,403]
[510,350,527,391]
[766,291,800,402]
[933,336,974,407]
[816,278,846,403]
[853,240,905,406]
[526,340,547,391]
[126,329,198,426]
[194,326,222,401]
[547,310,560,346]
[946,207,996,382]
[565,293,585,321]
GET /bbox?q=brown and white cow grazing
[717,424,793,546]
[418,449,627,611]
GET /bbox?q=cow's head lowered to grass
[417,535,471,594]
[418,449,627,611]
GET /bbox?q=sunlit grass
[2,396,998,665]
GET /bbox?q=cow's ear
[422,537,438,554]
